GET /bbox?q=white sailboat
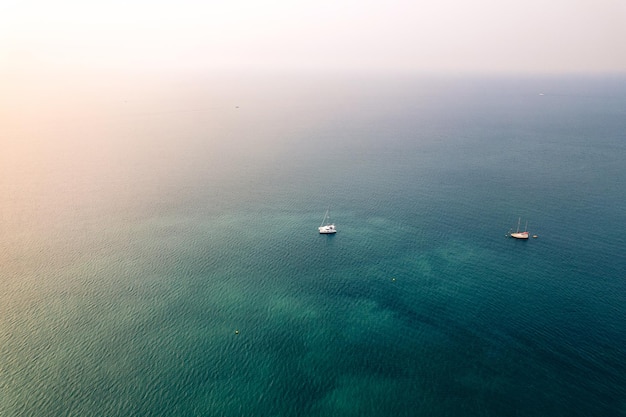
[318,207,336,234]
[509,217,529,239]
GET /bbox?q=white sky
[1,0,626,74]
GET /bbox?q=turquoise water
[2,73,625,416]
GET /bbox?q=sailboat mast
[321,207,331,226]
[516,217,521,233]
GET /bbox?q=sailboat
[509,217,529,239]
[318,207,336,234]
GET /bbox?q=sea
[1,72,625,417]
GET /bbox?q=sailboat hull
[319,225,336,234]
[510,232,529,239]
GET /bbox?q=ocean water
[1,73,625,416]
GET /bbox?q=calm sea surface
[2,73,625,416]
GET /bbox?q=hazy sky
[1,0,626,75]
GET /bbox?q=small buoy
[392,278,396,282]
[235,330,239,335]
